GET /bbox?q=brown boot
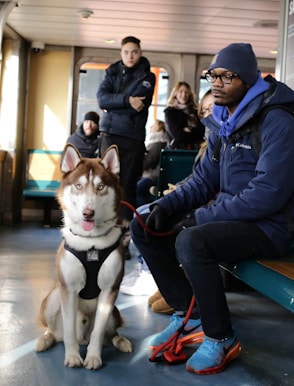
[148,289,162,306]
[151,297,174,315]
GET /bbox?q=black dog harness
[64,239,121,299]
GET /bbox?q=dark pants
[130,215,279,339]
[100,133,145,222]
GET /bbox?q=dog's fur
[35,144,132,370]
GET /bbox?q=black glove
[145,205,167,233]
[172,211,196,235]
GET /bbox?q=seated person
[163,89,214,195]
[66,111,99,158]
[136,119,167,207]
[130,43,294,375]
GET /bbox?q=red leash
[120,200,173,237]
[149,295,204,364]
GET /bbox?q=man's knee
[175,227,205,264]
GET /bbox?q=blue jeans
[130,215,279,339]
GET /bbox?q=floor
[0,222,293,386]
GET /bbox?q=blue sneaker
[149,314,202,349]
[186,333,241,374]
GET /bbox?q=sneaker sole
[186,341,241,375]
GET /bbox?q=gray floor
[0,222,293,386]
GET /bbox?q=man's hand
[145,205,167,233]
[172,211,196,235]
[163,183,177,196]
[129,96,146,112]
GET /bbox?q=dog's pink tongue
[82,220,95,231]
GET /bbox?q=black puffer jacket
[97,57,156,141]
[66,125,99,158]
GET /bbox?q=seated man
[131,43,294,375]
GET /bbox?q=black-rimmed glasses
[205,72,238,84]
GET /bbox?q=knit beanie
[208,43,258,86]
[84,111,99,125]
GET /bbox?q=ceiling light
[104,39,116,44]
[77,9,93,19]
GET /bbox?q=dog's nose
[83,208,95,219]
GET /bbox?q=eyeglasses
[205,72,238,84]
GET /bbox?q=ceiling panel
[4,0,281,58]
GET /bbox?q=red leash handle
[149,295,196,362]
[120,200,173,237]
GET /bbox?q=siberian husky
[35,144,132,370]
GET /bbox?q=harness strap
[64,238,121,299]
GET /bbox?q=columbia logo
[235,142,251,150]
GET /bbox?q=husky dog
[35,144,132,370]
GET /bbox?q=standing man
[97,36,156,229]
[131,43,294,374]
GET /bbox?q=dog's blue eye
[97,184,104,191]
[75,183,82,189]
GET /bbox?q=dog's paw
[64,354,84,368]
[35,333,56,352]
[112,335,132,352]
[83,355,102,370]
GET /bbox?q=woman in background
[136,119,168,207]
[164,81,204,150]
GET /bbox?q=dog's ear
[101,145,120,175]
[60,144,82,173]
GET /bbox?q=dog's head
[58,144,123,237]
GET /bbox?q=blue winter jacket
[97,57,156,141]
[155,75,294,255]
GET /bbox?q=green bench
[220,251,294,314]
[156,149,198,198]
[157,148,294,313]
[23,149,63,226]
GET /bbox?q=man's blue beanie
[208,43,258,86]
